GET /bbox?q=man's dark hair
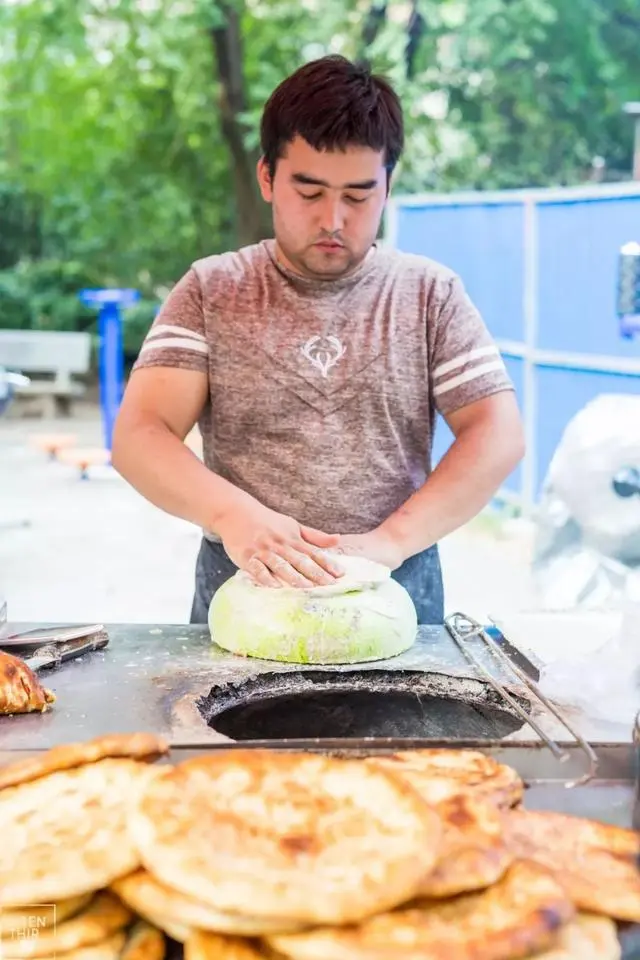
[260,55,404,183]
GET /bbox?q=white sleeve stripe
[433,360,506,396]
[139,337,209,356]
[147,324,206,343]
[433,345,499,380]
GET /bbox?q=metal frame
[384,182,640,515]
[385,180,640,214]
[444,611,598,786]
[498,341,640,375]
[0,740,634,785]
[521,197,539,514]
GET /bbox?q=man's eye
[300,192,321,201]
[346,195,368,204]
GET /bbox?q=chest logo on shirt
[300,335,346,379]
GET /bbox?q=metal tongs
[444,611,599,787]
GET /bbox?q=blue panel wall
[395,203,525,341]
[534,366,640,495]
[431,415,453,470]
[391,187,640,508]
[536,196,640,355]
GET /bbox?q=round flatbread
[129,749,442,925]
[185,931,268,960]
[137,911,191,944]
[269,860,574,960]
[120,920,166,960]
[502,808,640,922]
[419,793,513,897]
[0,894,92,937]
[0,758,153,907]
[0,732,169,791]
[56,932,128,960]
[113,870,304,936]
[0,891,132,959]
[366,748,523,808]
[530,913,620,959]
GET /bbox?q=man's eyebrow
[291,173,378,190]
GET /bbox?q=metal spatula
[20,630,109,672]
[1,623,105,649]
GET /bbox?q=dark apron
[189,538,444,625]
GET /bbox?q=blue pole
[98,302,124,451]
[78,288,140,455]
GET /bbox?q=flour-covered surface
[0,624,524,750]
[0,621,628,753]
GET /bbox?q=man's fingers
[245,556,282,588]
[300,525,341,549]
[278,545,337,586]
[255,551,316,588]
[303,545,344,578]
[298,528,344,577]
[246,527,345,589]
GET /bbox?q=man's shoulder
[380,246,458,287]
[190,241,272,287]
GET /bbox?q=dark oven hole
[198,670,530,741]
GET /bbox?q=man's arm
[339,270,524,568]
[375,391,524,562]
[112,366,342,586]
[111,366,252,532]
[339,392,524,568]
[111,268,238,533]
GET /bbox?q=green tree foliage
[0,0,637,342]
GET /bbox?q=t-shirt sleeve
[132,268,209,374]
[430,274,513,416]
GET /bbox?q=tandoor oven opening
[198,670,531,741]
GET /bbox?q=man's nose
[318,197,345,234]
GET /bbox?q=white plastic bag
[539,581,640,726]
[492,589,640,728]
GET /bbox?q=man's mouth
[314,240,344,250]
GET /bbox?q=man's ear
[256,156,273,202]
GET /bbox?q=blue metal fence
[385,182,640,512]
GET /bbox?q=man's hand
[217,502,345,588]
[337,528,405,571]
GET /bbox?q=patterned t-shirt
[133,239,513,536]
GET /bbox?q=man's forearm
[378,417,524,560]
[111,418,254,534]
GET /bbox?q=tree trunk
[405,0,427,79]
[360,1,387,54]
[209,2,271,247]
[360,0,426,79]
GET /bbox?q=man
[112,55,524,625]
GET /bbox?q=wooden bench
[0,330,91,417]
[56,446,111,479]
[0,368,29,418]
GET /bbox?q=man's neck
[274,242,376,282]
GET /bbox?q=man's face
[257,136,388,280]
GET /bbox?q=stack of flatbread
[0,737,638,960]
[0,733,168,960]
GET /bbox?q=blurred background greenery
[1,0,638,361]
